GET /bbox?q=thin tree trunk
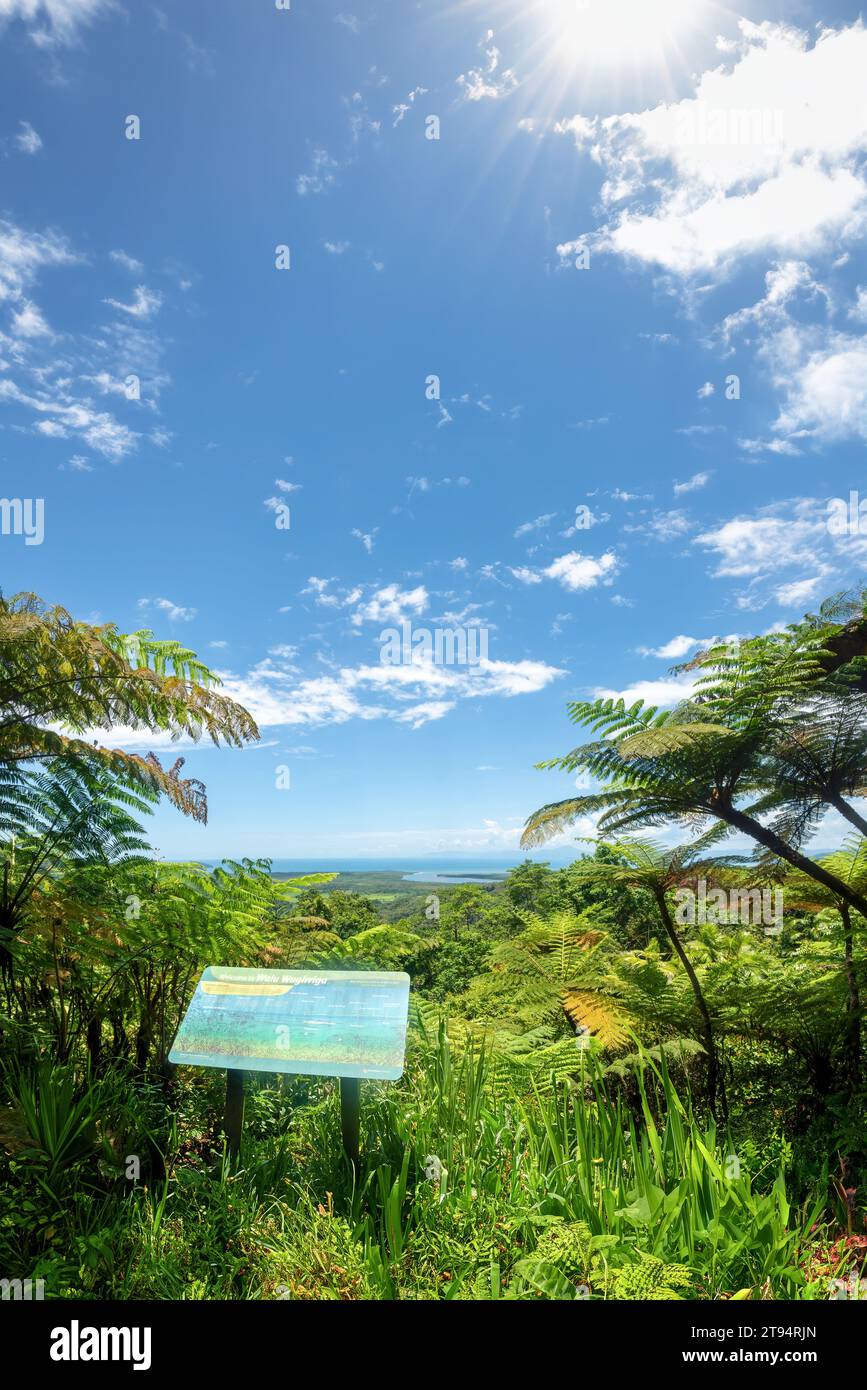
[840,903,862,1091]
[51,919,69,1063]
[654,887,727,1122]
[86,1015,102,1074]
[829,793,867,841]
[717,804,867,919]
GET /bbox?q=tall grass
[0,1026,834,1300]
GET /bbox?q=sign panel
[169,966,411,1080]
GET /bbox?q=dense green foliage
[2,588,867,1300]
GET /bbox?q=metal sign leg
[340,1076,360,1167]
[225,1068,246,1162]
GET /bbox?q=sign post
[339,1076,361,1168]
[170,967,411,1167]
[224,1068,246,1162]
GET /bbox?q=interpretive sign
[169,966,411,1164]
[170,966,411,1078]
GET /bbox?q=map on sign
[169,967,411,1080]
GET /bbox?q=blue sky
[2,0,867,862]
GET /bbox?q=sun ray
[449,0,734,114]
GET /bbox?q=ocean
[264,858,569,873]
[191,856,574,886]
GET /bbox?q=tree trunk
[135,1010,153,1072]
[654,887,727,1122]
[86,1015,102,1074]
[840,903,862,1092]
[829,793,867,841]
[717,804,867,919]
[110,1013,127,1060]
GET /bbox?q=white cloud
[457,29,517,103]
[774,575,825,606]
[556,20,867,276]
[673,472,711,495]
[718,259,827,343]
[0,0,116,47]
[15,121,42,154]
[296,147,340,196]
[351,527,378,554]
[850,287,867,322]
[392,87,428,127]
[301,577,341,609]
[0,218,169,463]
[607,163,866,276]
[544,551,619,591]
[692,498,853,611]
[639,635,707,660]
[218,647,564,732]
[109,249,144,274]
[695,504,824,579]
[714,259,867,449]
[774,335,867,444]
[137,597,197,623]
[298,817,579,856]
[351,583,428,627]
[570,416,610,430]
[626,510,693,542]
[0,219,78,302]
[738,436,802,457]
[0,377,138,458]
[594,675,699,709]
[103,285,162,319]
[510,550,619,591]
[514,512,556,538]
[11,299,51,337]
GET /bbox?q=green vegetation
[2,588,867,1300]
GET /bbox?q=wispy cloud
[109,249,144,274]
[15,121,42,154]
[0,0,116,48]
[514,513,556,539]
[673,472,711,495]
[456,30,518,103]
[103,285,162,319]
[296,147,341,197]
[138,597,197,623]
[351,528,378,554]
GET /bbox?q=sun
[541,0,705,70]
[450,0,726,108]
